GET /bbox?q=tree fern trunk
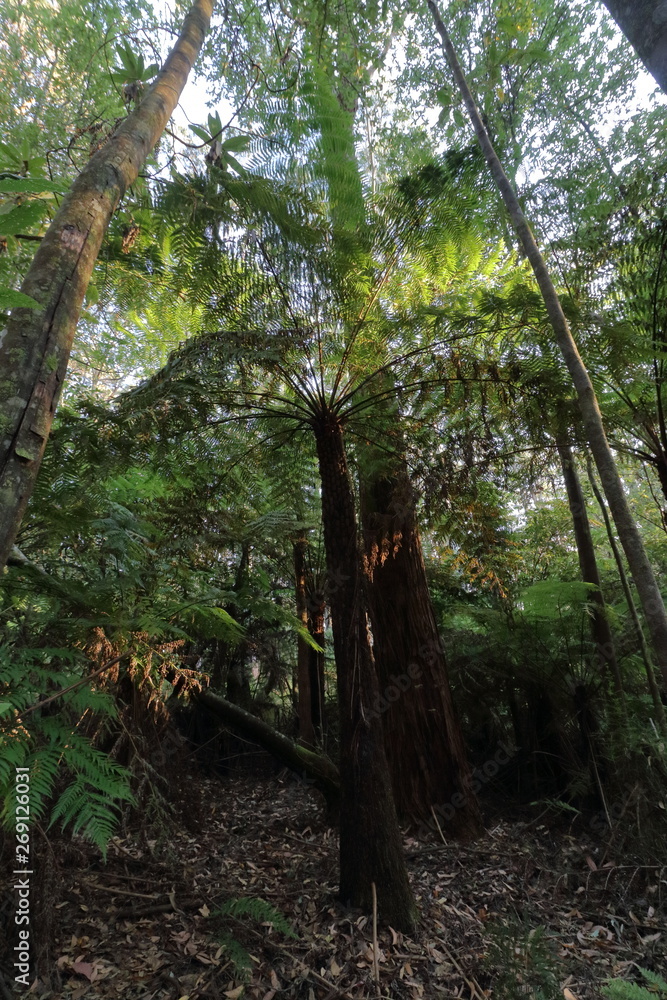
[0,0,215,570]
[428,0,667,692]
[361,459,483,837]
[313,409,416,931]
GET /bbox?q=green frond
[215,896,297,938]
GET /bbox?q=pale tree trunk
[0,0,215,569]
[586,456,667,733]
[313,409,416,931]
[599,0,667,94]
[428,0,667,692]
[557,442,624,697]
[294,535,316,747]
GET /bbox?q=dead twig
[430,805,448,846]
[372,881,381,997]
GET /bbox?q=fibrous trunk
[313,410,416,931]
[361,461,483,837]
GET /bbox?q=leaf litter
[41,773,666,1000]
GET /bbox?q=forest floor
[26,770,667,1000]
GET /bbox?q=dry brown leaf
[72,961,95,981]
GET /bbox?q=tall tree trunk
[428,0,667,692]
[557,442,624,696]
[0,0,214,570]
[294,533,325,747]
[294,534,316,747]
[312,409,416,931]
[361,459,483,837]
[599,0,667,94]
[224,542,252,710]
[307,584,326,742]
[586,456,667,733]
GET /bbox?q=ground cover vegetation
[1,0,667,995]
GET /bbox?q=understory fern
[602,969,667,1000]
[0,646,134,854]
[211,896,297,974]
[484,919,560,1000]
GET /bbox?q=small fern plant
[210,896,297,974]
[602,968,667,1000]
[483,918,561,1000]
[0,646,134,854]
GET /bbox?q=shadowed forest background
[2,0,667,996]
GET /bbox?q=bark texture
[557,443,623,695]
[294,534,325,747]
[361,462,483,836]
[428,0,667,692]
[0,0,214,569]
[313,409,416,931]
[600,0,667,93]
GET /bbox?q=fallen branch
[193,688,340,814]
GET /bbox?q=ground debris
[37,775,667,999]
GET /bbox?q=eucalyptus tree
[0,0,215,570]
[427,0,667,693]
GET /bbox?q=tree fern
[0,647,134,854]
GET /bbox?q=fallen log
[193,689,340,813]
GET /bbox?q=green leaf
[0,178,62,194]
[223,154,247,177]
[0,201,47,235]
[207,111,223,136]
[221,135,251,153]
[188,124,211,142]
[0,288,40,311]
[116,43,140,75]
